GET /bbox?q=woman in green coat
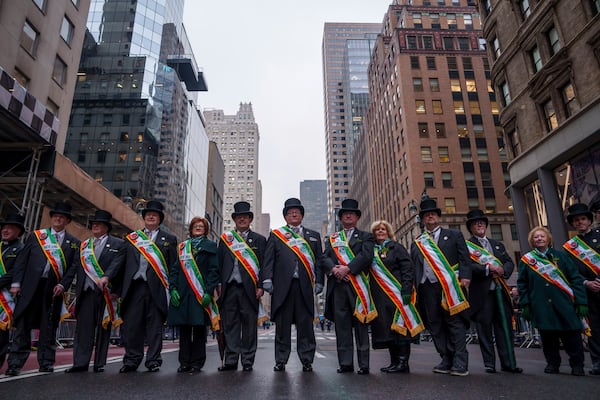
[517,226,588,376]
[168,217,219,372]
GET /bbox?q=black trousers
[587,291,600,370]
[0,328,9,369]
[539,329,584,369]
[475,290,517,369]
[178,325,207,369]
[220,283,258,367]
[418,280,468,370]
[333,281,369,369]
[72,288,111,369]
[7,278,62,370]
[121,279,165,369]
[274,279,316,365]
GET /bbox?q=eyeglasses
[193,225,205,229]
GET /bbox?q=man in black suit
[0,213,26,370]
[217,201,267,372]
[6,202,79,376]
[65,210,125,373]
[410,197,473,376]
[323,199,375,375]
[262,198,324,372]
[116,200,178,373]
[466,209,522,374]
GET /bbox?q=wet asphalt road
[1,329,598,399]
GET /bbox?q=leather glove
[201,293,212,307]
[521,304,531,321]
[170,288,180,307]
[262,280,273,294]
[402,293,412,305]
[315,283,324,295]
[576,304,589,318]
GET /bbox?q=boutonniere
[552,256,559,263]
[443,236,448,241]
[379,247,389,258]
[70,242,78,249]
[106,244,111,248]
[248,238,253,243]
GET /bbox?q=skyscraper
[204,103,261,231]
[359,0,517,259]
[300,179,328,235]
[477,0,600,249]
[64,0,210,238]
[322,22,381,230]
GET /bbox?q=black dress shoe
[39,366,54,373]
[191,366,202,373]
[273,363,285,372]
[357,368,370,375]
[501,366,523,373]
[218,364,237,372]
[93,366,105,373]
[302,363,313,372]
[380,363,394,372]
[485,367,496,373]
[119,365,137,373]
[337,365,353,373]
[590,368,600,375]
[5,368,20,376]
[147,365,160,372]
[572,366,585,376]
[177,366,192,373]
[242,365,253,372]
[65,366,88,373]
[544,365,559,374]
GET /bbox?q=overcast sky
[182,1,392,227]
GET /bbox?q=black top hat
[418,197,441,219]
[0,212,26,236]
[49,201,72,220]
[566,203,593,225]
[142,200,165,223]
[466,209,488,232]
[89,209,113,232]
[283,198,304,217]
[232,201,254,220]
[590,200,600,213]
[338,199,361,219]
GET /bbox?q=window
[458,37,470,50]
[458,125,468,137]
[33,0,46,11]
[431,13,441,28]
[410,56,420,69]
[462,57,473,71]
[120,132,129,141]
[94,171,103,182]
[418,122,429,137]
[461,147,472,161]
[60,16,75,45]
[547,26,561,56]
[508,128,521,157]
[530,45,542,72]
[463,14,473,30]
[454,101,465,114]
[429,78,440,92]
[500,81,511,106]
[421,146,432,162]
[439,146,450,162]
[435,123,446,138]
[469,100,481,114]
[561,82,577,117]
[490,224,503,240]
[477,147,489,161]
[518,0,531,18]
[407,36,418,49]
[465,172,476,187]
[423,36,434,50]
[413,13,422,28]
[416,100,426,114]
[432,100,443,114]
[52,57,67,85]
[424,172,435,188]
[451,79,461,92]
[591,0,600,14]
[510,224,518,241]
[97,151,107,163]
[447,13,457,29]
[442,172,453,188]
[426,57,436,70]
[119,151,127,162]
[20,20,39,56]
[135,153,142,162]
[465,79,477,92]
[137,133,143,143]
[542,99,558,131]
[445,198,456,214]
[443,37,455,50]
[490,36,502,59]
[447,56,458,70]
[413,78,423,92]
[77,151,85,162]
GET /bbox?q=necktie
[481,237,493,253]
[94,237,102,258]
[291,226,300,234]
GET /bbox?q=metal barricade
[56,319,77,348]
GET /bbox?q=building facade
[300,179,328,235]
[322,22,381,231]
[205,140,224,241]
[204,103,261,231]
[63,0,210,238]
[478,0,600,249]
[360,0,518,259]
